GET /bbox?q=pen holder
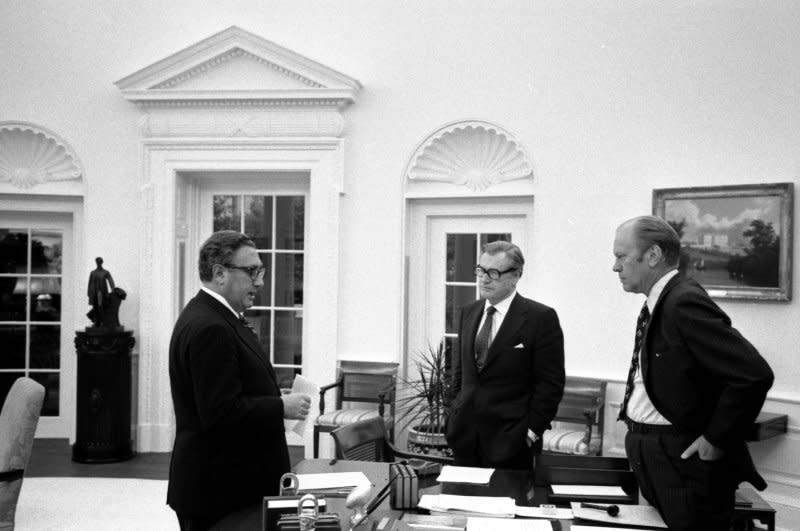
[389,463,418,510]
[280,472,299,496]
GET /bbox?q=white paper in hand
[284,374,318,436]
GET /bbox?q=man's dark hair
[631,216,681,267]
[198,231,256,282]
[482,240,525,270]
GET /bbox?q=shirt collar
[646,269,678,313]
[484,290,516,316]
[201,286,241,319]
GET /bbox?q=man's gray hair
[198,230,256,282]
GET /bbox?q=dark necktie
[240,315,257,335]
[618,303,650,421]
[474,306,497,372]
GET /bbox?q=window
[443,232,511,357]
[213,194,305,388]
[0,228,63,415]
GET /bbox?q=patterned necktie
[618,303,650,421]
[474,306,497,372]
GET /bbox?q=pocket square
[514,343,525,349]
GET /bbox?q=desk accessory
[579,502,619,516]
[275,493,341,531]
[263,495,328,531]
[389,463,418,510]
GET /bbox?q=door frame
[0,194,84,440]
[403,196,535,372]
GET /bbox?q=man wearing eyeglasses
[167,230,311,530]
[446,241,565,470]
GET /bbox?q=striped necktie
[618,303,650,421]
[474,306,497,372]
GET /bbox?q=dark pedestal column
[72,329,135,463]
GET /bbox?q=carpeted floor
[15,477,177,530]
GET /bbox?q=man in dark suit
[613,216,774,531]
[446,241,565,470]
[167,230,311,530]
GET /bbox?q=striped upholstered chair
[313,361,398,458]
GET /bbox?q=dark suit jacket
[446,293,565,466]
[642,275,774,489]
[167,290,289,519]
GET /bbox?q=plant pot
[407,425,453,458]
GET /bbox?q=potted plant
[395,341,453,457]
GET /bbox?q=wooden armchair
[331,416,453,466]
[313,361,398,458]
[542,376,606,456]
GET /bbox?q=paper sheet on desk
[467,516,552,531]
[436,465,494,484]
[283,374,318,436]
[296,471,372,492]
[514,505,573,519]
[570,502,666,528]
[418,494,515,518]
[550,484,627,497]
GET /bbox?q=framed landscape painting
[653,183,793,301]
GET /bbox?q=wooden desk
[212,459,649,530]
[733,486,776,531]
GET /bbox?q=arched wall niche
[404,119,534,196]
[0,121,85,194]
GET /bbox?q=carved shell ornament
[407,122,533,191]
[0,123,83,189]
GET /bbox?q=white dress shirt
[201,286,241,319]
[626,269,678,424]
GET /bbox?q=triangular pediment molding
[115,26,361,107]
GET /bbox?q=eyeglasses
[474,265,518,280]
[225,264,266,281]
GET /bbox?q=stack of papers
[295,471,372,495]
[570,502,666,528]
[467,517,553,531]
[436,465,495,484]
[418,494,516,518]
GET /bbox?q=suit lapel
[196,291,276,377]
[483,294,526,369]
[641,274,681,377]
[463,302,484,368]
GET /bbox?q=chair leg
[313,426,320,458]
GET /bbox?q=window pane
[30,278,61,321]
[0,325,25,369]
[275,367,301,390]
[447,234,477,282]
[244,309,271,359]
[0,230,28,273]
[31,231,62,274]
[275,254,303,306]
[445,286,477,334]
[444,336,456,373]
[30,372,59,416]
[0,277,26,321]
[244,196,273,249]
[274,310,302,366]
[30,325,60,369]
[480,233,511,246]
[213,195,241,232]
[275,196,304,250]
[252,252,272,307]
[0,372,26,410]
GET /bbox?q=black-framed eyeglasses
[474,265,517,280]
[224,264,266,281]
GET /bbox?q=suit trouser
[625,427,736,531]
